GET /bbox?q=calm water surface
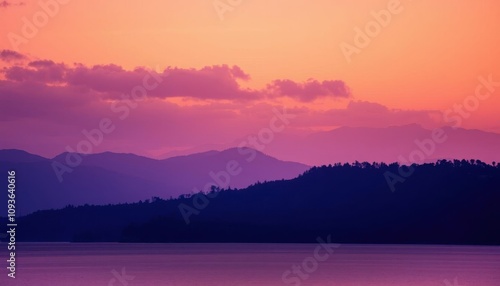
[1,243,499,285]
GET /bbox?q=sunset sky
[1,0,499,158]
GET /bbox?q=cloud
[298,101,443,129]
[0,1,25,8]
[0,58,435,141]
[2,60,350,102]
[5,60,66,83]
[0,79,100,122]
[3,62,260,100]
[158,65,257,100]
[65,64,261,100]
[0,50,26,62]
[267,79,351,102]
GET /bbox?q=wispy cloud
[0,49,27,62]
[1,54,351,102]
[0,0,25,8]
[267,79,351,102]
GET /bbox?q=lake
[1,243,499,285]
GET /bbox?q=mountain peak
[0,149,48,162]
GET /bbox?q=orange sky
[1,0,500,134]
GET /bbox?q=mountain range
[163,124,500,166]
[0,148,308,214]
[2,124,500,214]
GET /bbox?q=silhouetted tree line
[2,160,499,244]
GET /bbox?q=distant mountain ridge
[259,124,500,166]
[0,148,309,214]
[0,149,48,163]
[156,125,500,166]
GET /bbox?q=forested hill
[4,160,500,245]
